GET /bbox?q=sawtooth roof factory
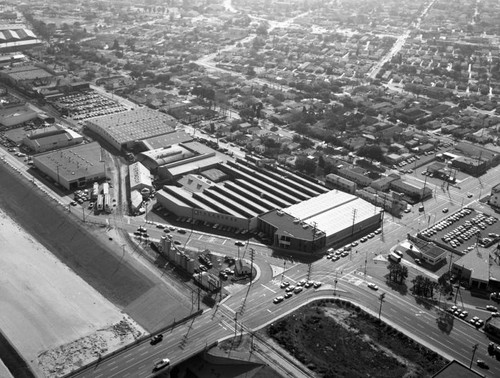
[155,154,382,253]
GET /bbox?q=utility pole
[334,270,338,296]
[234,313,238,338]
[351,209,357,236]
[197,287,201,311]
[378,293,386,320]
[249,248,255,282]
[364,250,368,277]
[281,260,286,283]
[470,344,478,368]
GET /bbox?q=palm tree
[399,265,408,284]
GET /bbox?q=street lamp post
[470,343,478,369]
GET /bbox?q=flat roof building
[32,142,106,190]
[259,190,383,253]
[22,125,83,153]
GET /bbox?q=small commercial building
[490,183,500,209]
[452,250,491,290]
[399,237,447,266]
[32,142,106,190]
[325,173,357,194]
[22,125,83,153]
[390,179,432,202]
[128,162,152,192]
[0,104,38,127]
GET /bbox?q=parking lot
[419,208,500,255]
[52,91,128,121]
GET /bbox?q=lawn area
[266,299,448,377]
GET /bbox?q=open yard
[266,299,448,378]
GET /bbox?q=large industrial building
[155,155,383,253]
[85,107,178,151]
[0,25,43,53]
[32,142,106,190]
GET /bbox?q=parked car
[367,283,379,290]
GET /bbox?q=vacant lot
[267,299,448,378]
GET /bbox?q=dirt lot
[0,208,145,378]
[265,299,448,378]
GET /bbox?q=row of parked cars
[325,229,382,260]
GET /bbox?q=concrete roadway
[70,269,499,378]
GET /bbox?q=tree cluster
[386,262,408,284]
[412,275,438,297]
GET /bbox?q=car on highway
[476,359,489,369]
[469,316,484,327]
[467,193,473,198]
[442,208,449,213]
[285,285,296,293]
[273,296,284,304]
[280,281,290,289]
[153,358,170,371]
[150,334,163,345]
[367,283,379,290]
